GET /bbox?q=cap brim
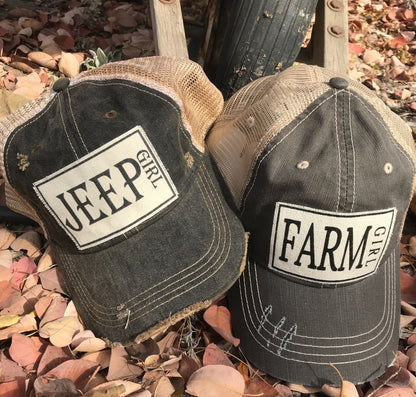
[227,247,399,386]
[52,153,246,344]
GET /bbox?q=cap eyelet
[297,161,310,169]
[246,116,255,128]
[384,162,393,174]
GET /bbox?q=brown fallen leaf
[39,316,84,347]
[202,343,233,367]
[84,380,145,397]
[10,230,42,258]
[58,52,80,77]
[8,333,46,369]
[321,364,359,397]
[43,358,98,390]
[186,364,245,397]
[33,376,80,397]
[71,330,107,353]
[37,344,73,376]
[28,51,58,70]
[0,313,37,341]
[10,256,39,289]
[401,270,416,304]
[203,304,240,346]
[81,349,112,370]
[107,345,143,381]
[367,386,415,397]
[0,379,26,397]
[154,375,175,397]
[244,378,279,397]
[0,350,26,382]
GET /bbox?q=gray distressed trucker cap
[207,64,416,386]
[0,56,246,345]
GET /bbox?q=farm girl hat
[207,64,416,386]
[0,56,247,344]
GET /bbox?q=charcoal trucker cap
[207,64,416,386]
[0,56,246,344]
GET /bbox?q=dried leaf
[84,380,144,397]
[0,351,26,382]
[10,230,42,258]
[203,305,240,346]
[39,294,67,327]
[202,343,233,367]
[43,358,99,390]
[39,267,66,294]
[370,366,410,389]
[363,49,383,65]
[58,52,80,77]
[37,245,54,272]
[9,333,46,368]
[10,256,38,289]
[0,313,37,341]
[71,330,107,353]
[186,364,245,397]
[400,270,416,304]
[368,386,415,397]
[34,376,80,397]
[0,229,15,250]
[0,379,26,397]
[244,378,279,397]
[81,349,111,370]
[28,51,58,70]
[37,344,73,376]
[154,376,175,397]
[39,316,84,347]
[0,314,21,328]
[107,345,143,381]
[391,36,409,48]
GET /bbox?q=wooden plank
[312,0,349,75]
[149,0,189,58]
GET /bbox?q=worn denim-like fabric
[209,69,416,386]
[3,73,246,344]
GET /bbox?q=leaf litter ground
[1,0,416,396]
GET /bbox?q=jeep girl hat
[207,64,416,386]
[0,56,246,345]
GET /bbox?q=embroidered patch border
[34,125,178,250]
[268,202,396,284]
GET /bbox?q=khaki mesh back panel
[0,56,223,225]
[207,64,416,207]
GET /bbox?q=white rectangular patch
[34,126,178,250]
[268,203,396,283]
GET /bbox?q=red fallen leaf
[370,366,411,389]
[387,9,398,20]
[407,344,416,371]
[54,34,75,51]
[0,350,26,382]
[400,270,416,304]
[368,386,415,397]
[39,267,66,294]
[107,345,143,381]
[0,379,26,397]
[43,359,98,390]
[35,296,52,319]
[349,43,365,55]
[391,36,409,48]
[178,354,200,383]
[203,343,233,367]
[245,378,279,397]
[10,257,38,289]
[39,294,67,328]
[9,334,47,369]
[37,344,73,376]
[3,70,16,90]
[203,305,240,346]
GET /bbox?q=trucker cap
[0,56,246,344]
[207,64,416,386]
